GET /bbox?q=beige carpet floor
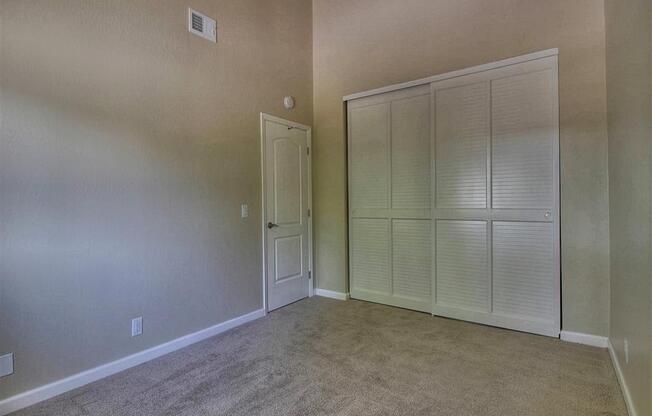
[11,297,626,416]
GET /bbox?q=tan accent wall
[0,0,312,399]
[605,0,652,414]
[313,0,610,336]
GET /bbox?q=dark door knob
[267,222,278,229]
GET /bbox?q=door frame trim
[260,113,314,313]
[343,48,558,102]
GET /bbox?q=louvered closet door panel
[435,220,488,311]
[492,70,555,209]
[492,222,555,321]
[430,55,559,337]
[350,103,389,210]
[348,85,432,312]
[350,219,390,294]
[435,82,489,209]
[392,219,431,307]
[392,94,431,209]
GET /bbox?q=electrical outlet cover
[131,317,143,337]
[0,353,14,377]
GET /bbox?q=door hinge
[308,208,311,217]
[307,147,310,155]
[308,271,312,279]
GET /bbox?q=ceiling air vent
[188,8,216,42]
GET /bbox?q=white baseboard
[0,308,266,416]
[314,288,349,301]
[559,330,609,348]
[608,340,637,416]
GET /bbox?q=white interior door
[263,115,311,311]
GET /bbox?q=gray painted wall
[312,0,611,336]
[0,0,312,400]
[605,0,652,414]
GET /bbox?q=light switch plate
[0,353,14,377]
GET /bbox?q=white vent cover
[188,8,216,42]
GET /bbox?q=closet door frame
[345,49,560,337]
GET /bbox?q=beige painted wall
[0,0,312,400]
[605,0,652,414]
[313,0,611,336]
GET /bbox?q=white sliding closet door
[348,85,432,312]
[431,56,560,337]
[346,51,559,337]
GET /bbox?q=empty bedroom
[0,1,650,415]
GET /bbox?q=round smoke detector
[283,96,295,110]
